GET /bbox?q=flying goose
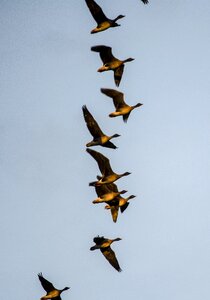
[85,0,125,34]
[91,183,124,222]
[93,182,127,203]
[90,236,122,271]
[86,148,131,186]
[82,105,120,149]
[38,273,70,300]
[101,88,143,123]
[91,45,134,87]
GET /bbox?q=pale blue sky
[1,1,210,299]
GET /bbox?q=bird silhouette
[91,45,134,86]
[38,273,70,300]
[86,148,131,186]
[85,0,125,34]
[90,236,122,271]
[82,105,120,149]
[101,88,143,122]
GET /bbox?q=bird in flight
[85,0,125,34]
[86,148,131,186]
[91,45,134,87]
[38,273,70,300]
[101,88,143,123]
[90,236,122,271]
[82,105,120,149]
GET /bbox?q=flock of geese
[38,0,148,299]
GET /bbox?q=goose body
[93,183,127,203]
[38,273,70,300]
[91,45,134,86]
[85,0,125,34]
[82,105,120,149]
[105,194,136,214]
[101,88,143,122]
[90,236,122,271]
[86,148,131,186]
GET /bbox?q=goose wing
[100,246,122,272]
[95,184,113,197]
[85,0,108,24]
[38,273,55,292]
[86,148,114,175]
[91,45,116,64]
[100,88,126,109]
[82,105,104,138]
[110,204,119,223]
[120,202,129,213]
[114,65,124,87]
[123,112,131,123]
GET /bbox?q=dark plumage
[91,45,134,87]
[141,0,149,4]
[105,194,136,214]
[38,273,70,300]
[82,105,120,149]
[86,148,131,186]
[90,236,122,271]
[101,88,143,122]
[85,0,125,34]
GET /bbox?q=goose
[85,0,125,34]
[82,105,120,149]
[93,182,127,203]
[86,148,131,186]
[90,236,122,271]
[101,88,143,123]
[38,273,70,300]
[92,183,124,222]
[105,194,136,213]
[91,45,134,86]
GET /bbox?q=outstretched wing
[91,45,115,64]
[110,204,119,223]
[101,247,122,272]
[100,88,126,109]
[86,148,113,175]
[95,184,112,197]
[120,202,129,213]
[123,112,131,123]
[85,0,108,24]
[38,273,55,292]
[114,65,124,87]
[82,105,104,138]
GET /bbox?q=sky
[1,0,210,299]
